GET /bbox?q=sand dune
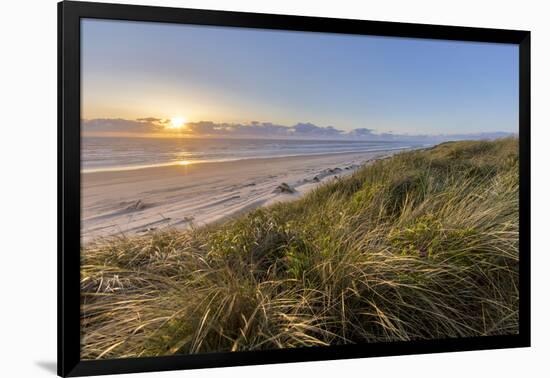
[81,150,402,243]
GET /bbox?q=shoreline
[81,145,417,174]
[81,149,408,243]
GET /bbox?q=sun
[169,116,187,129]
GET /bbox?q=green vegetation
[81,138,519,359]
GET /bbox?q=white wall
[1,0,547,376]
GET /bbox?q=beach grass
[80,137,519,359]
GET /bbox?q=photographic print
[79,18,520,360]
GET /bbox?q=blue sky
[81,19,518,136]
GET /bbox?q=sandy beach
[82,150,402,243]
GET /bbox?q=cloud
[291,123,343,137]
[82,117,514,142]
[83,118,159,133]
[184,121,291,138]
[348,128,375,137]
[83,119,363,139]
[136,117,169,124]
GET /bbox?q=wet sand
[81,150,402,243]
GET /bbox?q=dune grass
[80,138,519,359]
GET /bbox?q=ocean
[81,136,426,173]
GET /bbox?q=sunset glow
[169,117,187,130]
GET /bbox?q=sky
[81,18,519,138]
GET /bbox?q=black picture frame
[58,1,531,376]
